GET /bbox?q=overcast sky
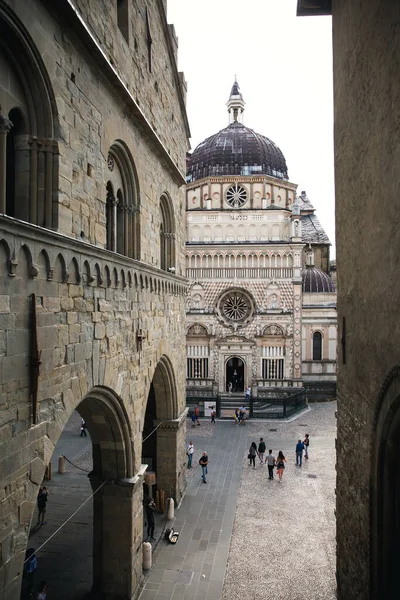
[167,0,335,256]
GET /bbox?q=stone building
[185,82,336,402]
[297,1,400,598]
[0,1,189,598]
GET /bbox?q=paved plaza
[27,403,336,599]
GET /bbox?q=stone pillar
[156,409,187,504]
[0,111,13,214]
[89,473,145,599]
[292,247,303,383]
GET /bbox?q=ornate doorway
[226,356,245,392]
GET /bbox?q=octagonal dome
[302,266,336,293]
[187,80,289,183]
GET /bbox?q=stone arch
[69,256,80,284]
[0,238,11,274]
[105,140,140,258]
[82,260,93,285]
[0,5,59,226]
[104,264,111,287]
[134,271,138,288]
[159,192,175,271]
[371,366,400,599]
[150,354,178,420]
[37,248,50,280]
[17,243,33,278]
[121,269,126,288]
[263,324,285,337]
[53,252,66,282]
[94,263,102,286]
[128,271,132,288]
[187,324,208,336]
[113,267,119,288]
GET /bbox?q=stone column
[292,247,303,384]
[89,473,145,599]
[0,111,13,214]
[156,409,187,503]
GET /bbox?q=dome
[186,80,289,183]
[187,122,289,183]
[302,267,336,293]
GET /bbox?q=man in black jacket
[258,438,266,464]
[199,451,208,483]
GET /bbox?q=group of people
[234,406,247,425]
[248,434,310,482]
[186,441,208,483]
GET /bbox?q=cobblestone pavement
[141,402,336,600]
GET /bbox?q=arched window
[105,141,140,258]
[160,193,175,271]
[0,14,58,227]
[312,331,322,360]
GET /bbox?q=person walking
[199,451,208,483]
[211,407,216,424]
[194,405,200,426]
[80,418,87,437]
[245,386,251,402]
[187,441,194,468]
[145,497,156,541]
[303,433,310,459]
[258,438,266,464]
[266,449,276,480]
[296,438,305,466]
[234,408,240,426]
[191,412,196,428]
[276,451,286,482]
[248,442,257,468]
[37,487,48,525]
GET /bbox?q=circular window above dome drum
[225,183,247,208]
[217,289,254,325]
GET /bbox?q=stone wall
[0,0,189,597]
[333,0,400,597]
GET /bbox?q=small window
[313,331,322,361]
[117,0,129,44]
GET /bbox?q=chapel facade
[0,1,189,598]
[185,82,337,402]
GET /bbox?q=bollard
[167,497,174,520]
[58,456,66,474]
[142,541,152,570]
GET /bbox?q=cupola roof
[302,266,336,293]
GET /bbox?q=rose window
[222,292,251,321]
[226,184,247,208]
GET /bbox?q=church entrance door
[226,356,245,392]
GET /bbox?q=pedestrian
[199,451,208,483]
[187,441,194,468]
[36,581,47,600]
[191,412,196,428]
[80,418,87,437]
[239,406,247,425]
[258,437,266,464]
[303,433,310,459]
[145,497,156,541]
[266,449,276,480]
[228,381,233,395]
[211,407,216,424]
[22,548,37,599]
[234,408,240,426]
[37,487,48,525]
[245,386,251,402]
[248,442,257,468]
[276,451,286,482]
[296,438,305,466]
[194,405,200,426]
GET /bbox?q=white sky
[167,0,335,256]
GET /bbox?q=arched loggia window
[312,331,322,360]
[160,193,175,271]
[105,141,140,258]
[0,12,58,227]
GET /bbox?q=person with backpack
[258,438,266,464]
[248,442,257,468]
[199,451,208,483]
[303,433,310,459]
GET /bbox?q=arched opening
[105,142,140,258]
[159,193,175,271]
[312,331,322,360]
[20,387,138,600]
[0,11,58,227]
[372,370,400,599]
[226,356,245,392]
[142,355,185,509]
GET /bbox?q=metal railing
[250,389,306,419]
[185,267,293,280]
